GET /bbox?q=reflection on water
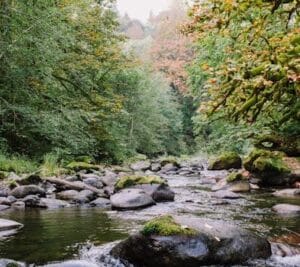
[0,208,128,264]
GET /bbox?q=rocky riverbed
[0,156,299,266]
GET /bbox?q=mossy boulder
[244,149,290,184]
[66,162,101,172]
[226,172,244,183]
[142,215,197,236]
[244,149,292,185]
[208,152,242,170]
[115,175,165,191]
[111,216,271,267]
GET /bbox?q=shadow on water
[0,208,129,264]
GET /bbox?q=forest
[0,0,299,266]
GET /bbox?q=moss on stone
[244,149,290,176]
[66,161,101,171]
[226,172,244,183]
[115,175,165,190]
[142,215,197,236]
[208,151,242,170]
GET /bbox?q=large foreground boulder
[111,215,271,267]
[110,189,155,210]
[208,152,242,170]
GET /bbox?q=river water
[0,170,299,266]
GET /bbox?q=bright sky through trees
[117,0,172,22]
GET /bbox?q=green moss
[142,215,197,236]
[208,151,241,170]
[66,161,101,171]
[115,175,165,190]
[244,149,290,176]
[226,172,244,183]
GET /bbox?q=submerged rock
[208,152,242,170]
[10,185,45,199]
[110,189,155,210]
[212,178,250,193]
[111,216,271,267]
[272,204,300,216]
[212,190,241,199]
[90,197,111,208]
[272,188,300,198]
[38,198,70,209]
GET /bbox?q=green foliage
[184,0,299,152]
[115,175,165,190]
[226,172,244,183]
[142,215,197,236]
[0,154,37,174]
[0,0,187,163]
[39,153,67,177]
[66,162,101,172]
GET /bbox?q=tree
[183,0,299,129]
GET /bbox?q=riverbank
[0,155,300,266]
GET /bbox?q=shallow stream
[0,170,299,266]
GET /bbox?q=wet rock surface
[110,189,155,210]
[111,216,271,267]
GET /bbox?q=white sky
[117,0,172,22]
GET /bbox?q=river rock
[110,189,155,210]
[212,179,250,193]
[38,198,70,209]
[0,189,8,197]
[83,177,104,189]
[100,170,118,186]
[56,190,79,201]
[130,161,151,171]
[43,260,99,267]
[208,152,242,170]
[0,197,11,206]
[111,216,271,266]
[272,204,300,216]
[0,259,25,267]
[212,190,241,199]
[150,162,161,172]
[132,184,175,202]
[229,180,251,192]
[11,201,25,209]
[0,205,10,211]
[161,163,178,173]
[23,195,40,207]
[272,188,300,198]
[10,185,45,199]
[76,190,96,203]
[0,218,23,231]
[90,197,111,208]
